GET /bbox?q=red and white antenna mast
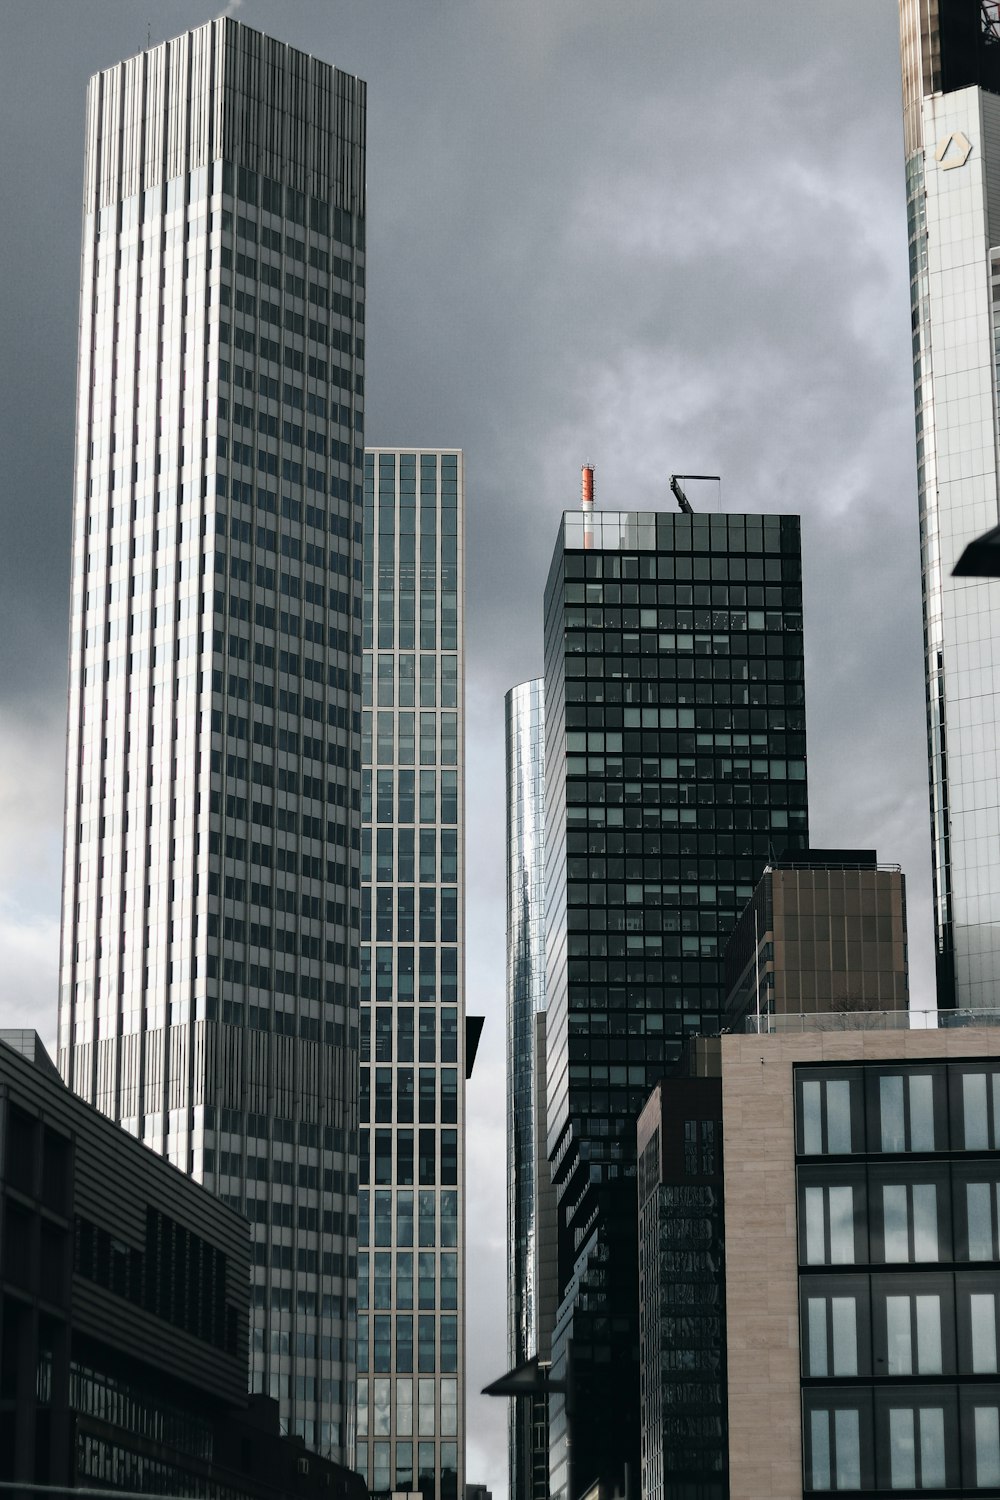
[581,463,595,549]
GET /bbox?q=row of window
[355,1437,458,1499]
[359,1251,458,1311]
[357,1375,458,1439]
[363,655,459,709]
[361,1068,459,1124]
[360,1189,458,1249]
[362,828,459,881]
[804,1386,1000,1493]
[561,546,797,577]
[361,951,460,1005]
[359,1129,459,1188]
[563,680,805,709]
[800,1170,1000,1266]
[362,712,459,767]
[362,769,459,827]
[802,1272,1000,1379]
[797,1065,1000,1157]
[358,1313,458,1375]
[362,887,459,942]
[361,1007,459,1064]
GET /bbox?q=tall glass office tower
[58,20,366,1459]
[357,450,465,1500]
[542,499,808,1500]
[899,0,1000,1004]
[505,680,554,1500]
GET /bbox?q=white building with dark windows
[58,18,366,1460]
[898,0,1000,1005]
[357,449,466,1500]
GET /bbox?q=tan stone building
[721,1020,1000,1498]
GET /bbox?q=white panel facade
[60,18,366,1461]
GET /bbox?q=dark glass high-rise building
[542,500,808,1500]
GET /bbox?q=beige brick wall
[721,1025,1000,1500]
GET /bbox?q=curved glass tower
[505,680,550,1500]
[899,0,1000,1004]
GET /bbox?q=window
[871,1172,945,1264]
[890,1406,944,1489]
[960,1390,1000,1489]
[974,1405,1000,1488]
[799,1177,862,1266]
[802,1288,862,1377]
[957,1276,1000,1373]
[877,1289,945,1375]
[871,1068,942,1153]
[958,1176,1000,1261]
[952,1066,1000,1150]
[875,1390,957,1491]
[803,1395,869,1493]
[797,1069,862,1156]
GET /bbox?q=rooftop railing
[742,1008,1000,1034]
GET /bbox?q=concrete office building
[58,20,366,1457]
[723,851,909,1031]
[357,450,465,1500]
[0,1031,365,1500]
[506,680,557,1500]
[542,482,809,1500]
[898,0,1000,1004]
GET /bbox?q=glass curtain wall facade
[542,507,808,1500]
[505,681,550,1500]
[358,450,465,1500]
[899,0,1000,1005]
[58,20,366,1460]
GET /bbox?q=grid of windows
[796,1059,1000,1494]
[356,451,464,1500]
[59,22,366,1461]
[544,508,807,1500]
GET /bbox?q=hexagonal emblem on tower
[935,130,974,170]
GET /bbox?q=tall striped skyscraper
[58,19,366,1459]
[357,449,466,1500]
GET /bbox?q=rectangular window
[963,1178,1000,1261]
[802,1183,858,1266]
[884,1294,942,1375]
[954,1066,1000,1150]
[808,1407,861,1491]
[797,1070,861,1156]
[888,1406,945,1489]
[873,1068,942,1153]
[878,1181,940,1263]
[971,1294,999,1373]
[974,1406,1000,1487]
[800,1276,869,1378]
[397,1377,413,1437]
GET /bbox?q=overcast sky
[0,1,928,1491]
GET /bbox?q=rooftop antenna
[669,474,721,515]
[581,463,595,550]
